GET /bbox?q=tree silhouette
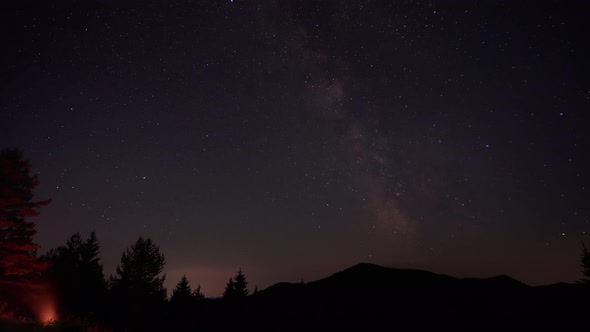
[168,275,205,331]
[169,275,198,325]
[223,268,249,300]
[0,148,49,319]
[111,236,166,298]
[169,275,204,303]
[193,284,204,300]
[580,242,590,284]
[109,236,166,330]
[234,268,249,297]
[170,275,192,306]
[223,277,236,300]
[42,232,106,320]
[0,148,49,278]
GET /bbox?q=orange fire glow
[39,302,57,325]
[23,281,59,325]
[0,280,59,325]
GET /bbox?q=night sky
[2,0,589,296]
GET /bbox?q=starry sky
[2,0,589,296]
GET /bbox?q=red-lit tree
[0,148,49,278]
[0,148,50,319]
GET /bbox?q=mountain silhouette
[242,263,590,331]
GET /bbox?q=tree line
[2,147,590,330]
[0,148,251,330]
[40,231,249,330]
[4,228,252,330]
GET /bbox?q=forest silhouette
[2,148,590,331]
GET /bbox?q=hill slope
[243,263,590,330]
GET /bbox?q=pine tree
[109,236,166,330]
[111,236,166,301]
[223,268,249,300]
[169,275,195,321]
[0,148,49,278]
[170,275,192,304]
[233,268,249,297]
[193,284,204,300]
[223,277,236,299]
[79,232,107,318]
[42,232,106,320]
[0,148,49,319]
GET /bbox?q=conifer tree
[223,268,249,300]
[170,275,192,304]
[0,148,49,278]
[0,148,49,319]
[192,284,204,300]
[111,236,166,301]
[223,277,236,299]
[42,232,106,319]
[233,268,249,297]
[109,236,166,330]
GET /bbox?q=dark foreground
[3,263,590,331]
